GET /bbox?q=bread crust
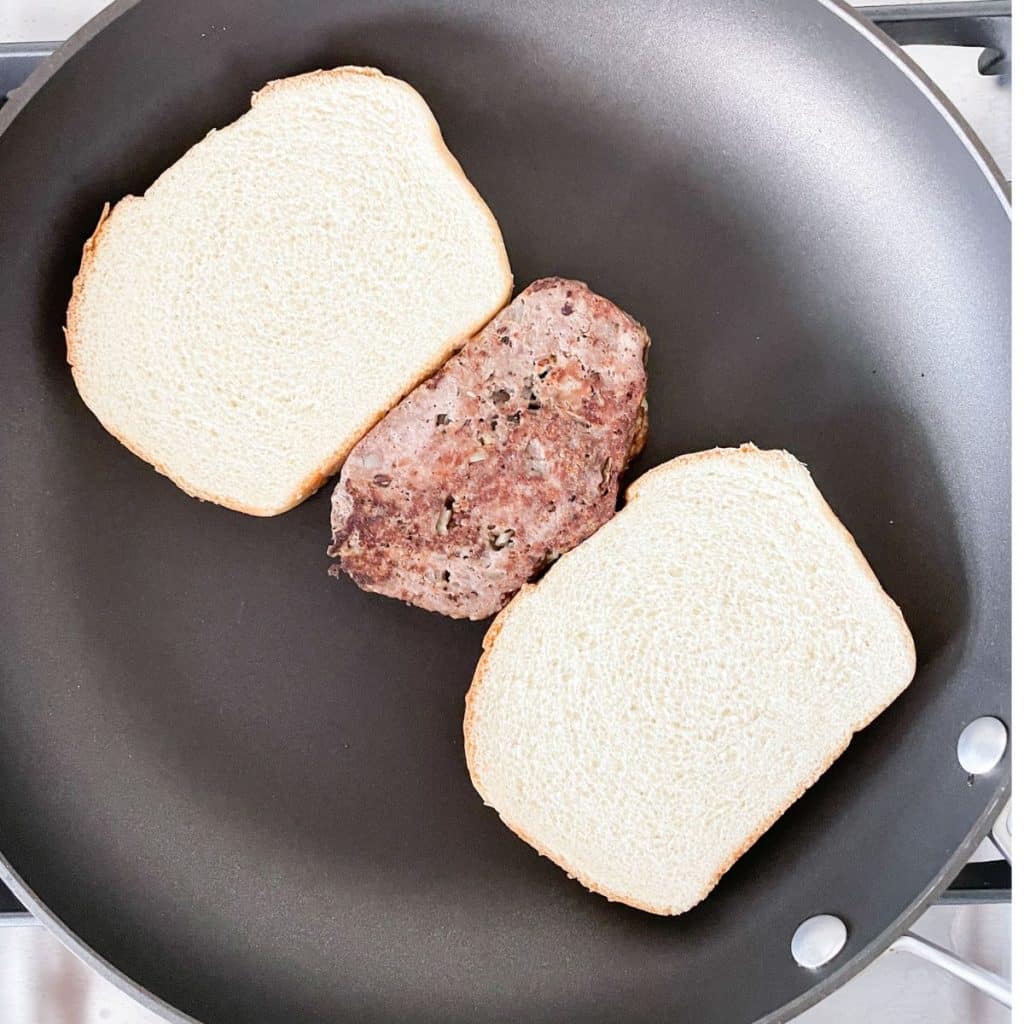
[464,444,916,915]
[65,66,512,516]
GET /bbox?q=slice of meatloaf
[328,277,649,619]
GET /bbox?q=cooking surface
[0,2,1010,1023]
[5,905,1008,1024]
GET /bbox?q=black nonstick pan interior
[0,1,1009,1022]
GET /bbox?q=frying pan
[0,1,1010,1021]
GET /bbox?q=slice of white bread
[66,67,512,515]
[464,445,915,915]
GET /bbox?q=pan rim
[0,1,1010,1022]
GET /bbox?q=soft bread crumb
[66,67,512,515]
[465,445,916,915]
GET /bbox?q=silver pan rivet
[791,915,847,969]
[957,717,1007,775]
